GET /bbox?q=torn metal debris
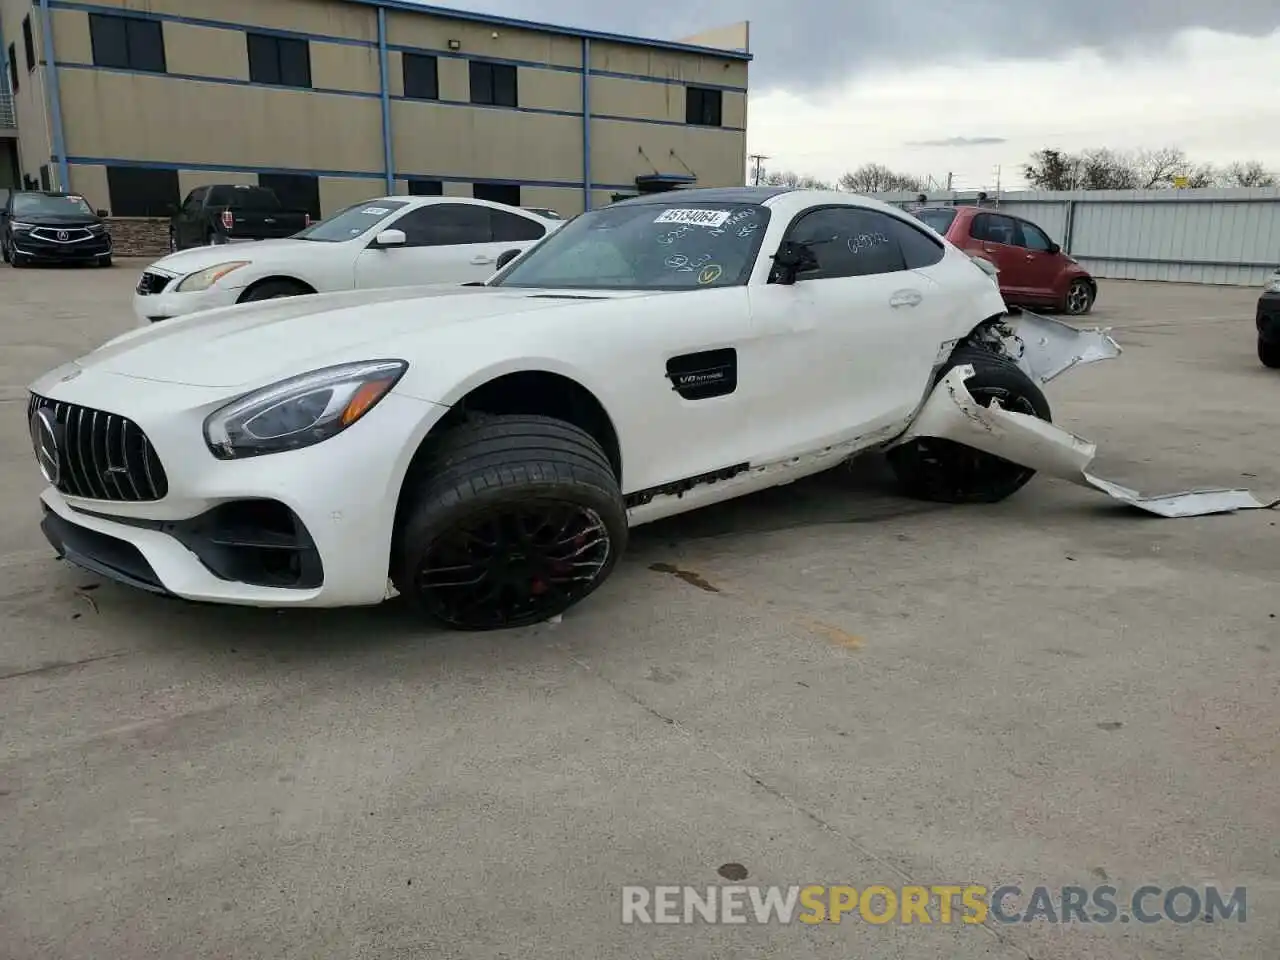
[899,365,1278,518]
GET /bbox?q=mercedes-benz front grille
[27,394,168,501]
[136,271,173,295]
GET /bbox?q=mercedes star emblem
[29,407,60,485]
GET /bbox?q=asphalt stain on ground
[649,563,720,593]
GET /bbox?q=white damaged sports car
[27,187,1118,630]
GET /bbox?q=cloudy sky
[452,0,1280,189]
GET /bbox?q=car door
[1012,218,1065,302]
[176,188,206,249]
[747,204,950,463]
[968,212,1029,297]
[352,202,496,289]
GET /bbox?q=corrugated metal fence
[871,188,1280,286]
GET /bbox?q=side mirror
[495,248,521,270]
[96,208,109,218]
[1046,242,1061,255]
[770,240,820,285]
[372,228,406,248]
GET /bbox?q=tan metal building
[0,0,750,218]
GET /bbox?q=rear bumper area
[1257,292,1280,342]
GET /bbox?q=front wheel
[888,346,1051,503]
[238,279,310,303]
[1260,337,1280,369]
[392,414,627,630]
[1064,279,1095,315]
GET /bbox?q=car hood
[144,238,320,276]
[57,284,665,389]
[14,215,102,228]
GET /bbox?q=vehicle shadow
[56,455,939,661]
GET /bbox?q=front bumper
[1257,291,1280,343]
[12,231,112,262]
[28,374,449,608]
[132,275,242,325]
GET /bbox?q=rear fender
[964,308,1121,385]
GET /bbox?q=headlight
[10,221,36,232]
[1266,275,1280,293]
[175,260,251,293]
[203,360,408,459]
[88,223,107,234]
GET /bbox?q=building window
[469,60,517,107]
[247,33,311,88]
[402,53,438,100]
[22,16,35,72]
[685,86,722,127]
[106,166,180,217]
[39,165,51,191]
[7,44,17,94]
[408,179,443,196]
[473,183,520,206]
[258,173,321,219]
[89,13,167,73]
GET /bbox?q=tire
[207,232,225,246]
[1260,337,1280,369]
[392,414,627,630]
[1064,279,1095,315]
[238,279,310,303]
[168,229,178,253]
[888,345,1051,504]
[1,238,9,263]
[98,255,113,268]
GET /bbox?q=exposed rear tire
[239,279,310,303]
[888,345,1051,503]
[392,414,627,630]
[1260,337,1280,369]
[98,255,113,268]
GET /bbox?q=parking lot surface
[2,261,1277,959]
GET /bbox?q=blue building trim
[581,37,591,212]
[39,0,70,189]
[48,0,750,89]
[376,8,394,193]
[62,153,660,195]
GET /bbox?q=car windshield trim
[294,200,410,242]
[12,194,95,218]
[490,201,772,291]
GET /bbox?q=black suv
[1,191,113,267]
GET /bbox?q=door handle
[889,289,923,308]
[471,255,495,265]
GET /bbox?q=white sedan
[30,187,1116,630]
[131,196,562,325]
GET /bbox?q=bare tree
[1219,160,1278,188]
[762,169,834,190]
[1022,149,1077,191]
[837,163,924,194]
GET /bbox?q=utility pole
[945,171,953,191]
[748,154,770,186]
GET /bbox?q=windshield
[294,200,409,242]
[491,201,771,290]
[12,194,95,218]
[208,186,282,210]
[911,207,957,234]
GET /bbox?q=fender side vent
[665,347,737,400]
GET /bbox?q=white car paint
[131,196,562,325]
[30,187,1114,623]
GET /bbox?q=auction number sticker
[360,207,391,215]
[654,208,731,228]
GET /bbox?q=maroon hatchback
[912,205,1097,315]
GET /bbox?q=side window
[490,210,545,243]
[883,214,945,269]
[182,188,205,212]
[784,207,907,280]
[971,213,1016,245]
[1018,221,1053,252]
[393,204,493,246]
